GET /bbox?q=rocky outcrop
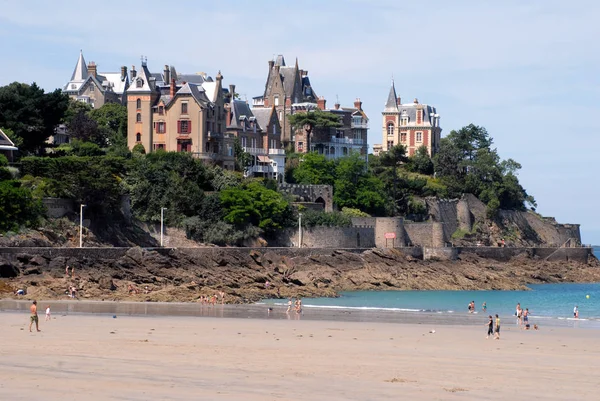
[0,248,598,303]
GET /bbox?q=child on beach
[45,305,51,321]
[486,315,493,339]
[482,302,487,312]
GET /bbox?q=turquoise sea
[263,246,600,322]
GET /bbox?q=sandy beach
[1,308,599,401]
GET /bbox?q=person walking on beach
[494,314,500,340]
[29,300,40,333]
[516,303,522,325]
[286,297,293,313]
[45,305,51,321]
[486,315,494,339]
[523,308,529,328]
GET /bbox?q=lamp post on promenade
[160,207,167,247]
[298,212,302,248]
[79,204,86,248]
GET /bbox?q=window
[158,106,164,115]
[270,139,276,149]
[272,125,276,135]
[136,79,143,88]
[279,111,282,121]
[179,120,190,134]
[71,84,76,89]
[89,85,94,92]
[401,117,408,126]
[181,102,188,114]
[136,98,141,109]
[274,96,279,106]
[241,137,247,147]
[156,122,166,133]
[400,132,407,142]
[416,132,423,142]
[251,137,256,148]
[136,113,142,122]
[136,133,141,142]
[154,144,165,150]
[387,140,394,149]
[387,122,394,136]
[298,141,304,152]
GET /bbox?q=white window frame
[416,131,423,142]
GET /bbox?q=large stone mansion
[252,55,369,159]
[373,81,441,157]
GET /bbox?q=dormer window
[158,106,164,115]
[181,102,188,114]
[274,96,279,106]
[71,84,76,89]
[401,117,408,126]
[136,79,144,88]
[89,85,94,92]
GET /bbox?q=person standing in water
[482,302,487,312]
[574,305,579,319]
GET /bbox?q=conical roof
[384,80,398,112]
[70,50,88,81]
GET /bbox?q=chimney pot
[164,65,170,85]
[121,66,127,80]
[317,96,326,110]
[229,84,236,101]
[268,60,274,69]
[354,98,362,110]
[397,97,401,106]
[131,65,137,78]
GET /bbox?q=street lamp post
[298,213,302,249]
[160,207,167,247]
[79,204,86,248]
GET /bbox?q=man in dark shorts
[29,300,41,333]
[494,314,500,340]
[486,315,493,339]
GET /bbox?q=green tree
[233,137,251,172]
[288,109,341,151]
[89,103,128,148]
[409,146,434,175]
[68,111,106,146]
[334,153,386,215]
[0,180,45,232]
[220,180,293,232]
[378,144,408,215]
[63,99,93,125]
[292,152,335,185]
[0,82,69,154]
[123,151,209,224]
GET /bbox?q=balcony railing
[351,122,369,129]
[243,147,286,156]
[329,137,365,145]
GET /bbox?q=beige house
[126,60,234,169]
[63,51,129,108]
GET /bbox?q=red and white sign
[384,232,396,239]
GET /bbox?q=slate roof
[70,51,88,82]
[384,81,398,112]
[228,99,255,129]
[251,107,273,131]
[201,81,218,102]
[128,63,155,93]
[397,103,438,126]
[99,72,129,95]
[176,83,210,106]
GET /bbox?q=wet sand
[2,310,599,400]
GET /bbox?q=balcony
[351,122,369,129]
[243,147,286,156]
[329,137,365,145]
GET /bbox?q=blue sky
[1,1,599,242]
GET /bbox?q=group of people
[515,303,531,328]
[198,291,226,305]
[286,297,303,314]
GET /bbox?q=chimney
[268,60,274,69]
[164,65,170,85]
[120,66,127,80]
[229,84,236,101]
[334,102,340,110]
[354,98,362,110]
[88,61,97,78]
[170,78,176,97]
[225,106,231,127]
[274,64,280,74]
[317,96,326,110]
[131,65,137,78]
[397,97,401,106]
[414,98,419,104]
[304,70,308,76]
[299,69,304,77]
